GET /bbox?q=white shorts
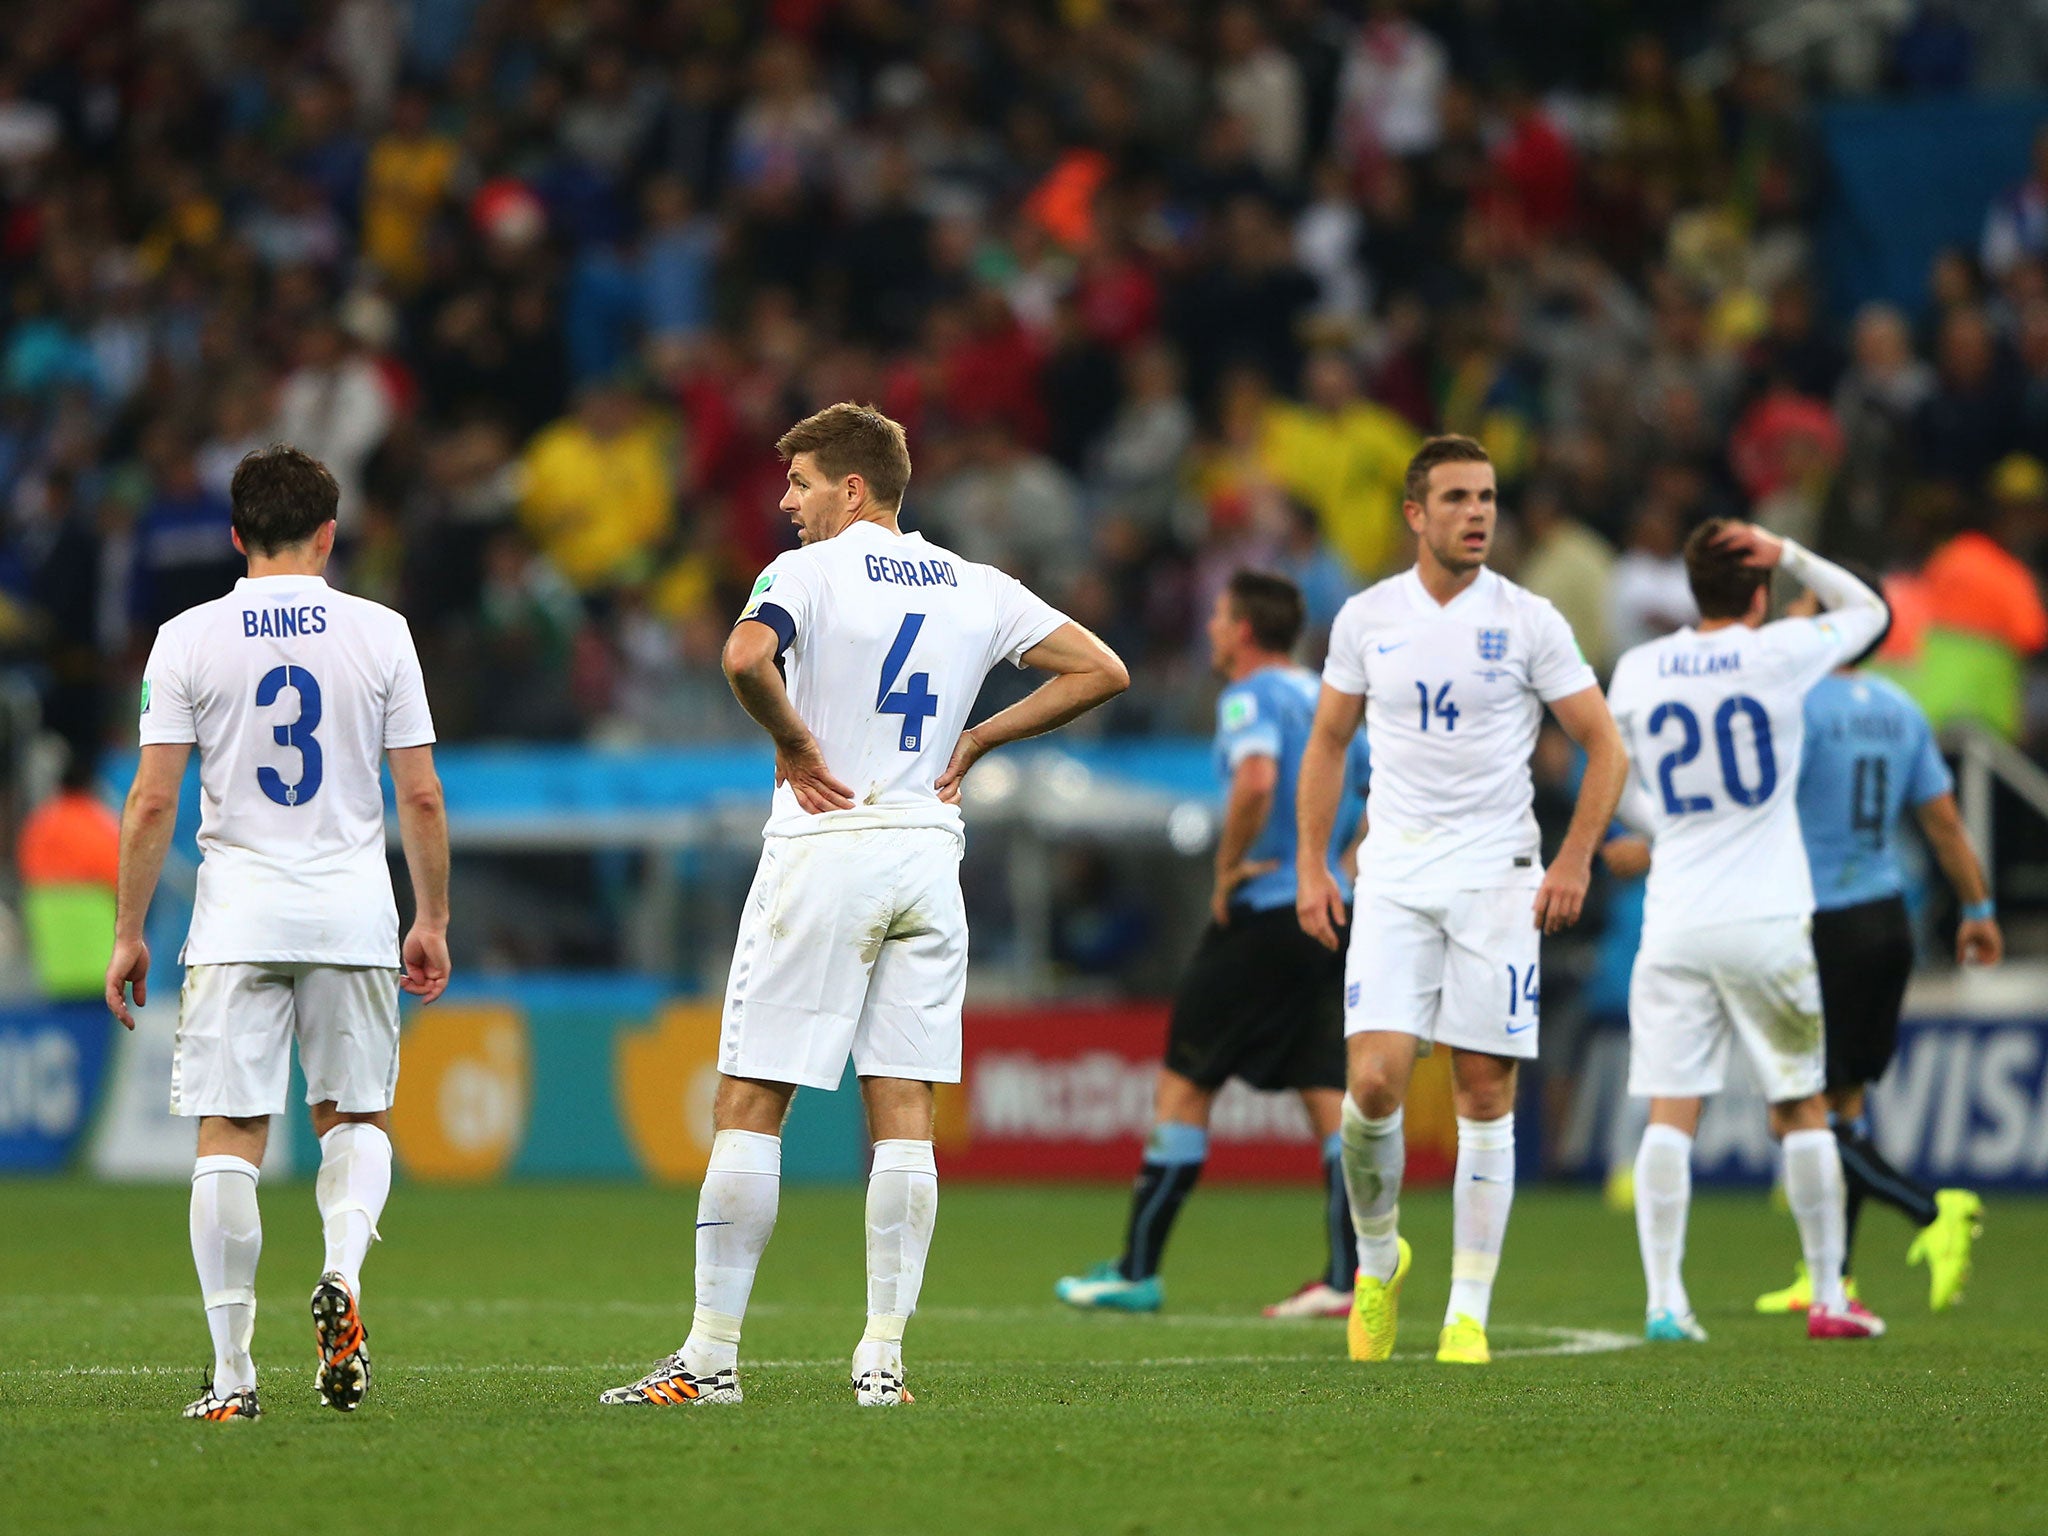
[1627,917,1824,1103]
[172,962,402,1118]
[719,826,967,1091]
[1344,880,1544,1059]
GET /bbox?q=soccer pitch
[3,1181,2042,1535]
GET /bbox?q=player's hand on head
[104,937,149,1030]
[401,926,451,1004]
[935,730,987,806]
[1957,917,2003,967]
[1295,866,1345,952]
[1532,856,1591,933]
[778,737,856,814]
[1710,520,1785,570]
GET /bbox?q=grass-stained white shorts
[719,826,967,1090]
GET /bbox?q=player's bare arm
[1914,791,2004,966]
[1600,834,1652,880]
[723,617,856,814]
[934,620,1128,804]
[1536,686,1629,934]
[1211,752,1280,927]
[1295,683,1364,951]
[390,744,452,1003]
[105,741,191,1029]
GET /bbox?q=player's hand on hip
[1710,520,1785,570]
[1532,856,1591,933]
[1296,866,1345,952]
[104,937,149,1030]
[778,737,856,814]
[934,729,987,806]
[1957,916,2003,967]
[1212,860,1279,927]
[402,926,451,1004]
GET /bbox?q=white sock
[1340,1096,1405,1283]
[1634,1123,1694,1319]
[682,1129,781,1375]
[1447,1113,1514,1328]
[1783,1127,1848,1311]
[863,1139,938,1348]
[190,1154,262,1395]
[315,1123,392,1300]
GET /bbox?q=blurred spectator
[16,749,119,1001]
[1984,125,2048,280]
[131,429,238,634]
[273,317,395,522]
[1915,306,2020,491]
[1261,350,1421,580]
[1215,5,1306,185]
[1606,500,1696,656]
[1088,341,1195,535]
[518,379,676,593]
[362,84,459,291]
[920,420,1082,592]
[1335,0,1449,166]
[1907,454,2048,738]
[1830,303,1936,562]
[1517,479,1616,670]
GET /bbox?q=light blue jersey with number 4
[1607,591,1888,940]
[738,522,1067,840]
[138,573,436,967]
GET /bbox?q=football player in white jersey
[1295,435,1628,1366]
[1606,520,1890,1343]
[105,445,450,1422]
[602,404,1126,1410]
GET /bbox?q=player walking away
[600,404,1125,1410]
[1055,572,1372,1320]
[1748,585,1998,1315]
[1295,435,1628,1366]
[1607,521,1891,1345]
[105,445,450,1422]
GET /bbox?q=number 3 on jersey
[255,664,322,806]
[877,614,939,752]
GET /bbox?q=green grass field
[2,1179,2042,1535]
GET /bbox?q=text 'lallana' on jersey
[1658,651,1741,678]
[864,553,958,588]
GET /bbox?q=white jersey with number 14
[739,522,1067,840]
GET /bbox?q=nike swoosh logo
[1504,1020,1537,1035]
[1375,642,1409,654]
[1469,1174,1511,1183]
[696,1221,732,1229]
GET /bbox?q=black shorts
[1163,903,1346,1093]
[1813,894,1915,1092]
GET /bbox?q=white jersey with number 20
[740,522,1066,840]
[137,573,436,967]
[1606,542,1888,941]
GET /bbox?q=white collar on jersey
[235,574,331,589]
[1403,564,1495,615]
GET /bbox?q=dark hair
[775,402,913,509]
[1682,517,1770,620]
[230,444,340,554]
[1403,434,1492,506]
[1226,570,1305,653]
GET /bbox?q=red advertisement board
[936,1005,1457,1184]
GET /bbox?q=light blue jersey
[1214,665,1370,913]
[1798,671,1953,911]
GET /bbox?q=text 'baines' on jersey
[242,605,329,638]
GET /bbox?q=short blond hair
[776,402,912,509]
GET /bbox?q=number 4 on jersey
[877,613,939,752]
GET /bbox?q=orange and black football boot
[183,1375,261,1422]
[310,1272,373,1412]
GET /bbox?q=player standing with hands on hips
[601,404,1126,1410]
[106,444,450,1422]
[1295,435,1628,1366]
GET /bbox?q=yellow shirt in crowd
[519,415,677,591]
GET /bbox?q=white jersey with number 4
[138,573,436,967]
[1606,544,1888,941]
[1323,567,1596,890]
[740,521,1066,840]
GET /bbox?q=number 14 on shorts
[1506,962,1539,1027]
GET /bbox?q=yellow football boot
[1347,1238,1411,1362]
[1907,1190,1984,1312]
[1436,1313,1490,1364]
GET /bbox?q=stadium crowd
[0,0,2045,767]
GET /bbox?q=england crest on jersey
[1478,627,1509,662]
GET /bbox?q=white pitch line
[7,1327,1637,1380]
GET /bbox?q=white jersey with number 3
[1322,567,1596,890]
[740,522,1066,840]
[1608,595,1888,941]
[137,573,436,967]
